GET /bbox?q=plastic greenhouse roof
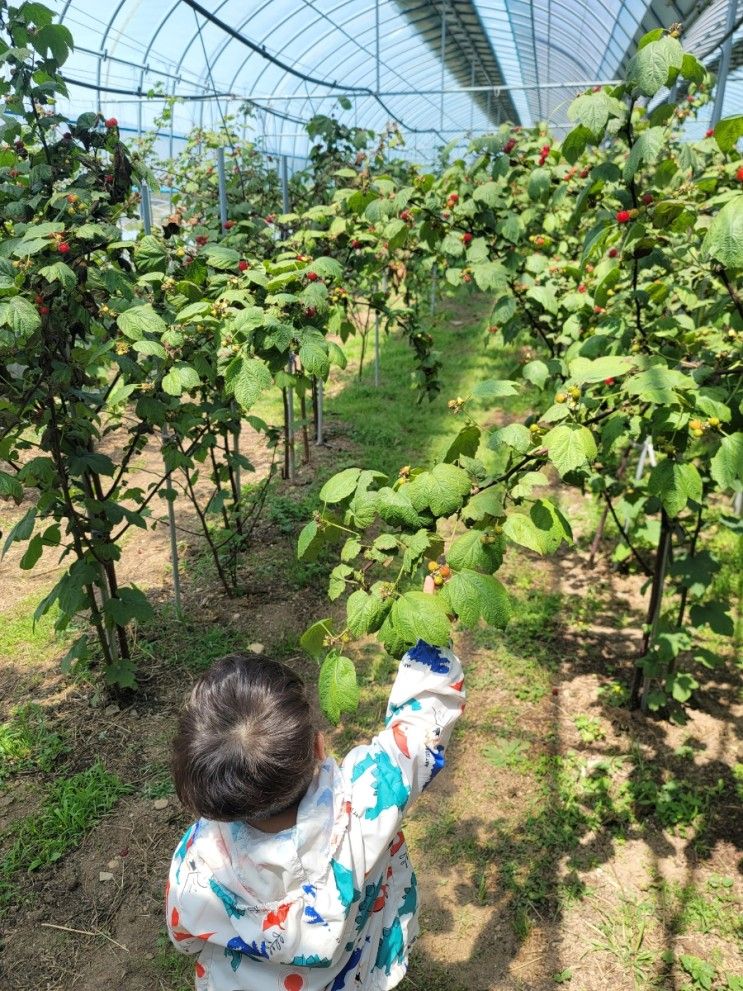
[47,0,743,164]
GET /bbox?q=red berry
[608,247,619,258]
[580,168,589,178]
[351,239,362,249]
[306,271,319,281]
[705,128,715,138]
[642,192,653,205]
[265,213,276,223]
[58,242,70,254]
[195,235,208,246]
[38,304,49,315]
[616,210,631,224]
[223,219,235,229]
[594,305,605,314]
[551,687,559,696]
[238,260,249,272]
[488,325,498,334]
[462,232,473,245]
[578,283,586,293]
[304,306,317,318]
[504,138,516,153]
[104,174,113,183]
[400,209,412,222]
[604,377,615,385]
[541,144,550,155]
[447,192,459,204]
[104,117,118,128]
[736,166,743,182]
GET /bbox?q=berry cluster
[427,559,451,587]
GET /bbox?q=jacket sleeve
[339,640,465,866]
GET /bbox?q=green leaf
[300,618,334,660]
[442,570,510,628]
[132,339,166,359]
[623,127,665,182]
[3,507,36,557]
[472,181,501,207]
[328,564,353,601]
[442,425,481,464]
[341,536,362,562]
[385,591,450,651]
[232,357,272,409]
[7,295,40,337]
[527,168,551,201]
[462,487,504,523]
[627,35,683,97]
[103,586,154,627]
[702,196,743,269]
[133,235,167,274]
[623,365,694,405]
[309,256,343,280]
[709,432,742,491]
[526,285,558,315]
[568,355,635,384]
[472,261,507,291]
[680,53,705,83]
[543,424,597,476]
[320,467,362,504]
[488,422,532,455]
[713,115,743,153]
[648,461,703,517]
[19,533,43,570]
[347,588,390,637]
[666,672,699,704]
[0,469,23,503]
[297,519,322,560]
[299,331,330,378]
[38,261,76,288]
[503,500,572,554]
[376,487,424,529]
[689,602,734,637]
[405,462,471,517]
[567,91,625,138]
[318,653,359,724]
[522,360,550,390]
[447,530,503,572]
[162,362,201,397]
[117,304,166,341]
[203,243,240,270]
[472,379,519,400]
[562,125,593,165]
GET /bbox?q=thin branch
[601,489,653,576]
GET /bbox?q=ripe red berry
[104,174,113,183]
[38,304,49,315]
[642,192,653,205]
[488,325,498,334]
[306,271,319,281]
[195,234,208,246]
[104,117,118,128]
[705,128,715,138]
[223,219,235,229]
[58,242,70,254]
[304,306,317,318]
[604,377,615,385]
[447,192,459,204]
[736,166,743,182]
[616,210,631,224]
[504,138,516,153]
[400,209,412,222]
[351,239,362,249]
[580,168,589,178]
[578,283,586,293]
[238,260,249,272]
[608,247,619,258]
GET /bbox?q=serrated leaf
[522,360,550,390]
[473,181,501,207]
[405,462,471,517]
[713,115,743,153]
[442,570,510,628]
[568,355,635,384]
[648,460,703,516]
[526,285,558,315]
[623,127,665,181]
[300,618,334,660]
[442,425,481,464]
[376,487,424,529]
[543,424,597,476]
[2,507,36,557]
[7,295,40,338]
[341,536,362,562]
[702,195,743,270]
[627,36,682,96]
[328,564,353,601]
[0,469,23,503]
[347,588,390,637]
[623,365,694,405]
[318,653,359,724]
[19,533,43,570]
[562,125,593,164]
[447,529,503,572]
[320,467,362,504]
[103,586,154,627]
[117,304,166,341]
[710,432,742,491]
[38,261,76,289]
[233,357,272,409]
[488,422,532,454]
[384,591,450,652]
[472,379,519,400]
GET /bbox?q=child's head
[171,653,319,822]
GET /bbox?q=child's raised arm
[340,576,465,868]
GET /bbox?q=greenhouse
[0,2,741,991]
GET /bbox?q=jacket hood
[188,758,353,967]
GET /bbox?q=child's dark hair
[171,653,317,822]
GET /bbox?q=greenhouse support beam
[140,181,152,235]
[280,156,290,214]
[711,0,737,126]
[243,80,622,100]
[375,0,381,94]
[217,147,228,230]
[439,1,447,132]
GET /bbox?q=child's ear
[314,731,326,761]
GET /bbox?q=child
[165,576,465,991]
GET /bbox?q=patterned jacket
[165,640,465,991]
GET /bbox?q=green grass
[0,702,66,785]
[0,592,71,666]
[0,761,129,911]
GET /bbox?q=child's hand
[423,575,436,594]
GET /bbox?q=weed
[0,702,66,783]
[483,739,529,769]
[0,762,129,910]
[574,714,606,744]
[0,592,71,666]
[589,897,657,987]
[598,679,631,707]
[153,928,193,990]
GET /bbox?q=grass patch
[0,761,129,911]
[0,592,71,666]
[0,702,66,785]
[134,612,248,673]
